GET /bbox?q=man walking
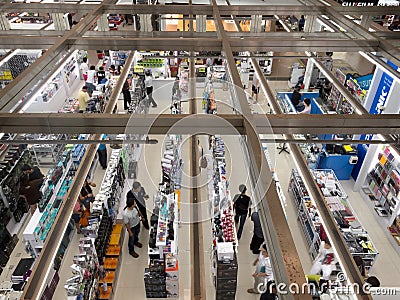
[250,211,264,254]
[233,184,251,240]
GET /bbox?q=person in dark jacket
[250,211,264,254]
[19,164,44,214]
[233,184,251,240]
[291,86,302,108]
[122,78,131,110]
[126,181,150,230]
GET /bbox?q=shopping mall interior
[0,1,399,300]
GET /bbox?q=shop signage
[352,74,373,90]
[339,0,399,5]
[369,72,393,115]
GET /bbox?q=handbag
[79,209,90,227]
[200,148,207,169]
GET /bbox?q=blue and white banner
[369,72,393,114]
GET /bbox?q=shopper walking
[248,244,274,294]
[86,65,97,96]
[80,57,89,81]
[127,181,150,230]
[19,164,45,214]
[310,240,337,280]
[145,70,157,107]
[72,200,82,234]
[78,86,89,112]
[122,197,143,258]
[250,211,264,254]
[251,73,260,103]
[97,136,108,169]
[298,15,305,31]
[122,78,132,110]
[233,184,251,240]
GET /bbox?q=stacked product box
[144,259,166,298]
[165,254,178,298]
[215,252,238,300]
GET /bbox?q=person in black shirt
[126,181,150,230]
[233,184,251,240]
[250,211,264,254]
[96,66,106,84]
[122,78,131,110]
[20,164,45,214]
[291,86,302,108]
[260,281,278,300]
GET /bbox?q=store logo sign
[369,72,393,115]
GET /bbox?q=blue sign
[369,72,393,114]
[355,74,373,90]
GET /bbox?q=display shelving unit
[208,136,238,300]
[289,168,379,270]
[145,134,182,299]
[289,169,321,259]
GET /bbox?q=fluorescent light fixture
[316,18,335,33]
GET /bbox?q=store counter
[318,153,357,180]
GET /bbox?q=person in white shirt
[310,240,337,280]
[80,57,89,81]
[252,73,260,103]
[299,98,311,114]
[248,244,274,294]
[122,197,143,258]
[144,70,157,108]
[86,65,97,96]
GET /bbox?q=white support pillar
[303,58,314,91]
[52,13,70,31]
[139,14,153,32]
[250,15,262,33]
[304,15,315,33]
[196,15,206,32]
[360,15,373,29]
[0,15,10,30]
[97,14,109,31]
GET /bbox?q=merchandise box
[217,242,234,261]
[165,254,179,279]
[216,278,237,291]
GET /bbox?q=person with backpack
[233,184,251,240]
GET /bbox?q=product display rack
[26,134,69,166]
[208,136,238,300]
[277,93,297,114]
[23,149,75,258]
[312,169,379,270]
[145,134,182,299]
[289,169,321,259]
[0,146,32,235]
[64,148,126,300]
[327,68,354,114]
[23,135,89,258]
[364,146,400,220]
[0,50,41,90]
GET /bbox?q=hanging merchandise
[289,168,379,272]
[208,136,238,300]
[146,134,182,298]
